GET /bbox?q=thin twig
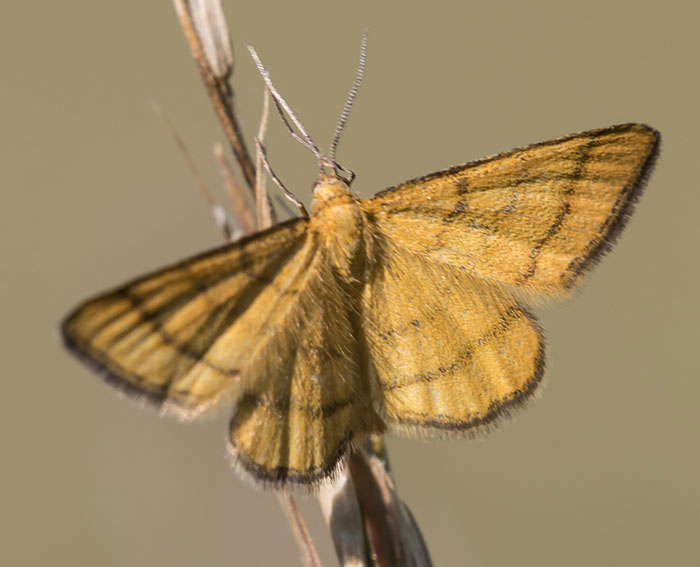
[350,450,400,566]
[276,492,323,567]
[173,0,256,190]
[362,446,433,567]
[254,89,274,229]
[319,468,367,567]
[149,99,233,241]
[191,0,233,78]
[213,142,255,236]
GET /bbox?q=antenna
[246,43,323,165]
[247,34,368,185]
[329,30,368,168]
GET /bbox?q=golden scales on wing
[62,38,659,486]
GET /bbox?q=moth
[61,45,659,487]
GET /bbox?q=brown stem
[254,88,274,229]
[213,142,255,236]
[276,492,323,567]
[350,450,401,566]
[149,99,233,241]
[174,0,256,191]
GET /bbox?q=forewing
[362,237,544,434]
[62,218,310,419]
[228,247,385,486]
[363,124,659,297]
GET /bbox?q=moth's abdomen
[311,178,366,280]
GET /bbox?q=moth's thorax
[310,177,366,279]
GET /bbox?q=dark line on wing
[370,124,651,201]
[392,321,546,432]
[517,135,598,283]
[562,129,661,284]
[237,392,354,419]
[377,171,626,215]
[63,233,312,404]
[100,235,305,358]
[62,328,171,406]
[501,169,623,190]
[229,430,356,487]
[60,219,309,412]
[93,239,302,342]
[115,234,312,381]
[382,305,524,392]
[115,289,240,375]
[75,219,307,336]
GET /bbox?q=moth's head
[311,172,360,216]
[312,174,353,205]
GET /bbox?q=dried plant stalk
[277,492,323,567]
[255,89,273,229]
[319,469,367,566]
[213,142,255,236]
[174,0,276,227]
[359,442,433,567]
[149,99,234,241]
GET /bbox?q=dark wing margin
[364,124,660,297]
[226,244,386,487]
[360,236,546,438]
[61,218,309,419]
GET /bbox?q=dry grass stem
[254,89,274,229]
[148,99,233,241]
[319,468,367,567]
[276,492,323,567]
[213,142,255,236]
[349,450,399,566]
[188,0,233,78]
[173,0,256,191]
[361,446,433,567]
[345,446,433,567]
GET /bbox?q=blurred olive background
[2,2,698,566]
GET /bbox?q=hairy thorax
[310,177,367,281]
